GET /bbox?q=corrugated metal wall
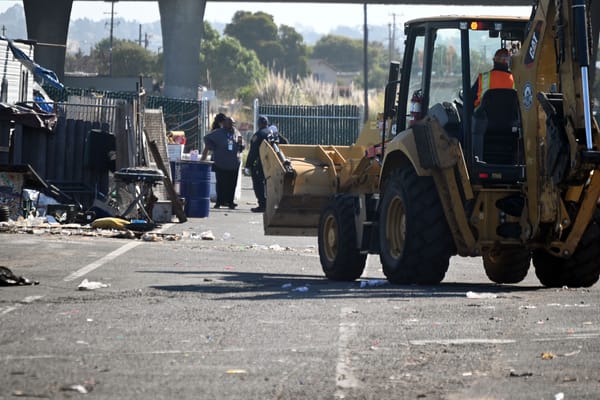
[0,39,34,104]
[9,100,128,207]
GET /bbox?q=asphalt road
[1,177,599,399]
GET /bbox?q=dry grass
[253,69,383,118]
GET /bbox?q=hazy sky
[0,1,530,33]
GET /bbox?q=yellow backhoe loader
[260,0,600,287]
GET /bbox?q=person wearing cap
[472,48,514,109]
[201,116,244,209]
[245,115,272,212]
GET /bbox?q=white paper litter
[466,291,497,299]
[78,279,110,290]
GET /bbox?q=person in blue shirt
[202,117,244,209]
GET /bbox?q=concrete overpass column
[23,0,72,81]
[159,0,206,99]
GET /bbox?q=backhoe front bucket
[260,142,341,236]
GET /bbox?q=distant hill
[0,3,395,54]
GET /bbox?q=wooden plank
[147,139,187,223]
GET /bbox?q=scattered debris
[554,393,564,400]
[142,233,160,242]
[200,230,215,240]
[60,381,95,394]
[519,305,537,310]
[91,217,130,230]
[509,369,533,377]
[541,352,556,360]
[466,291,497,299]
[0,266,39,286]
[360,279,387,288]
[268,244,285,251]
[78,279,110,291]
[225,369,247,374]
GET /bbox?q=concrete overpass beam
[159,0,206,99]
[23,0,72,81]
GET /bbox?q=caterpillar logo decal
[523,82,534,111]
[525,21,543,68]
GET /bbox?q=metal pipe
[573,0,593,149]
[581,65,593,149]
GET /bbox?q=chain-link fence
[45,86,207,150]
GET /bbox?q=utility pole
[388,13,398,62]
[363,3,368,121]
[104,1,118,76]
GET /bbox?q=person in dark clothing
[211,113,227,131]
[471,48,514,109]
[202,117,244,209]
[245,115,272,213]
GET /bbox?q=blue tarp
[2,36,64,90]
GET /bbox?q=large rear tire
[318,195,367,281]
[378,167,455,284]
[483,247,531,284]
[532,210,600,288]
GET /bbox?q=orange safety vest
[474,70,514,108]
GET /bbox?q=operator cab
[393,16,528,186]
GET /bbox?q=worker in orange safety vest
[472,48,514,109]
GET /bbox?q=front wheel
[483,247,531,284]
[318,195,367,281]
[532,210,600,288]
[378,167,455,284]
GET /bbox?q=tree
[91,38,158,77]
[312,35,363,72]
[312,35,387,89]
[224,11,308,79]
[225,11,280,66]
[65,49,96,73]
[199,23,266,98]
[278,25,308,79]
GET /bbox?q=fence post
[358,105,365,137]
[253,98,259,131]
[199,98,207,152]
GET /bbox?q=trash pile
[0,164,181,239]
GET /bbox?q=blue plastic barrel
[178,160,212,218]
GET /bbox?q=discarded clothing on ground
[0,266,39,286]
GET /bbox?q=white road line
[1,295,45,317]
[532,332,600,342]
[1,306,18,315]
[20,295,44,304]
[410,338,516,346]
[63,241,142,282]
[62,223,175,282]
[335,307,361,399]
